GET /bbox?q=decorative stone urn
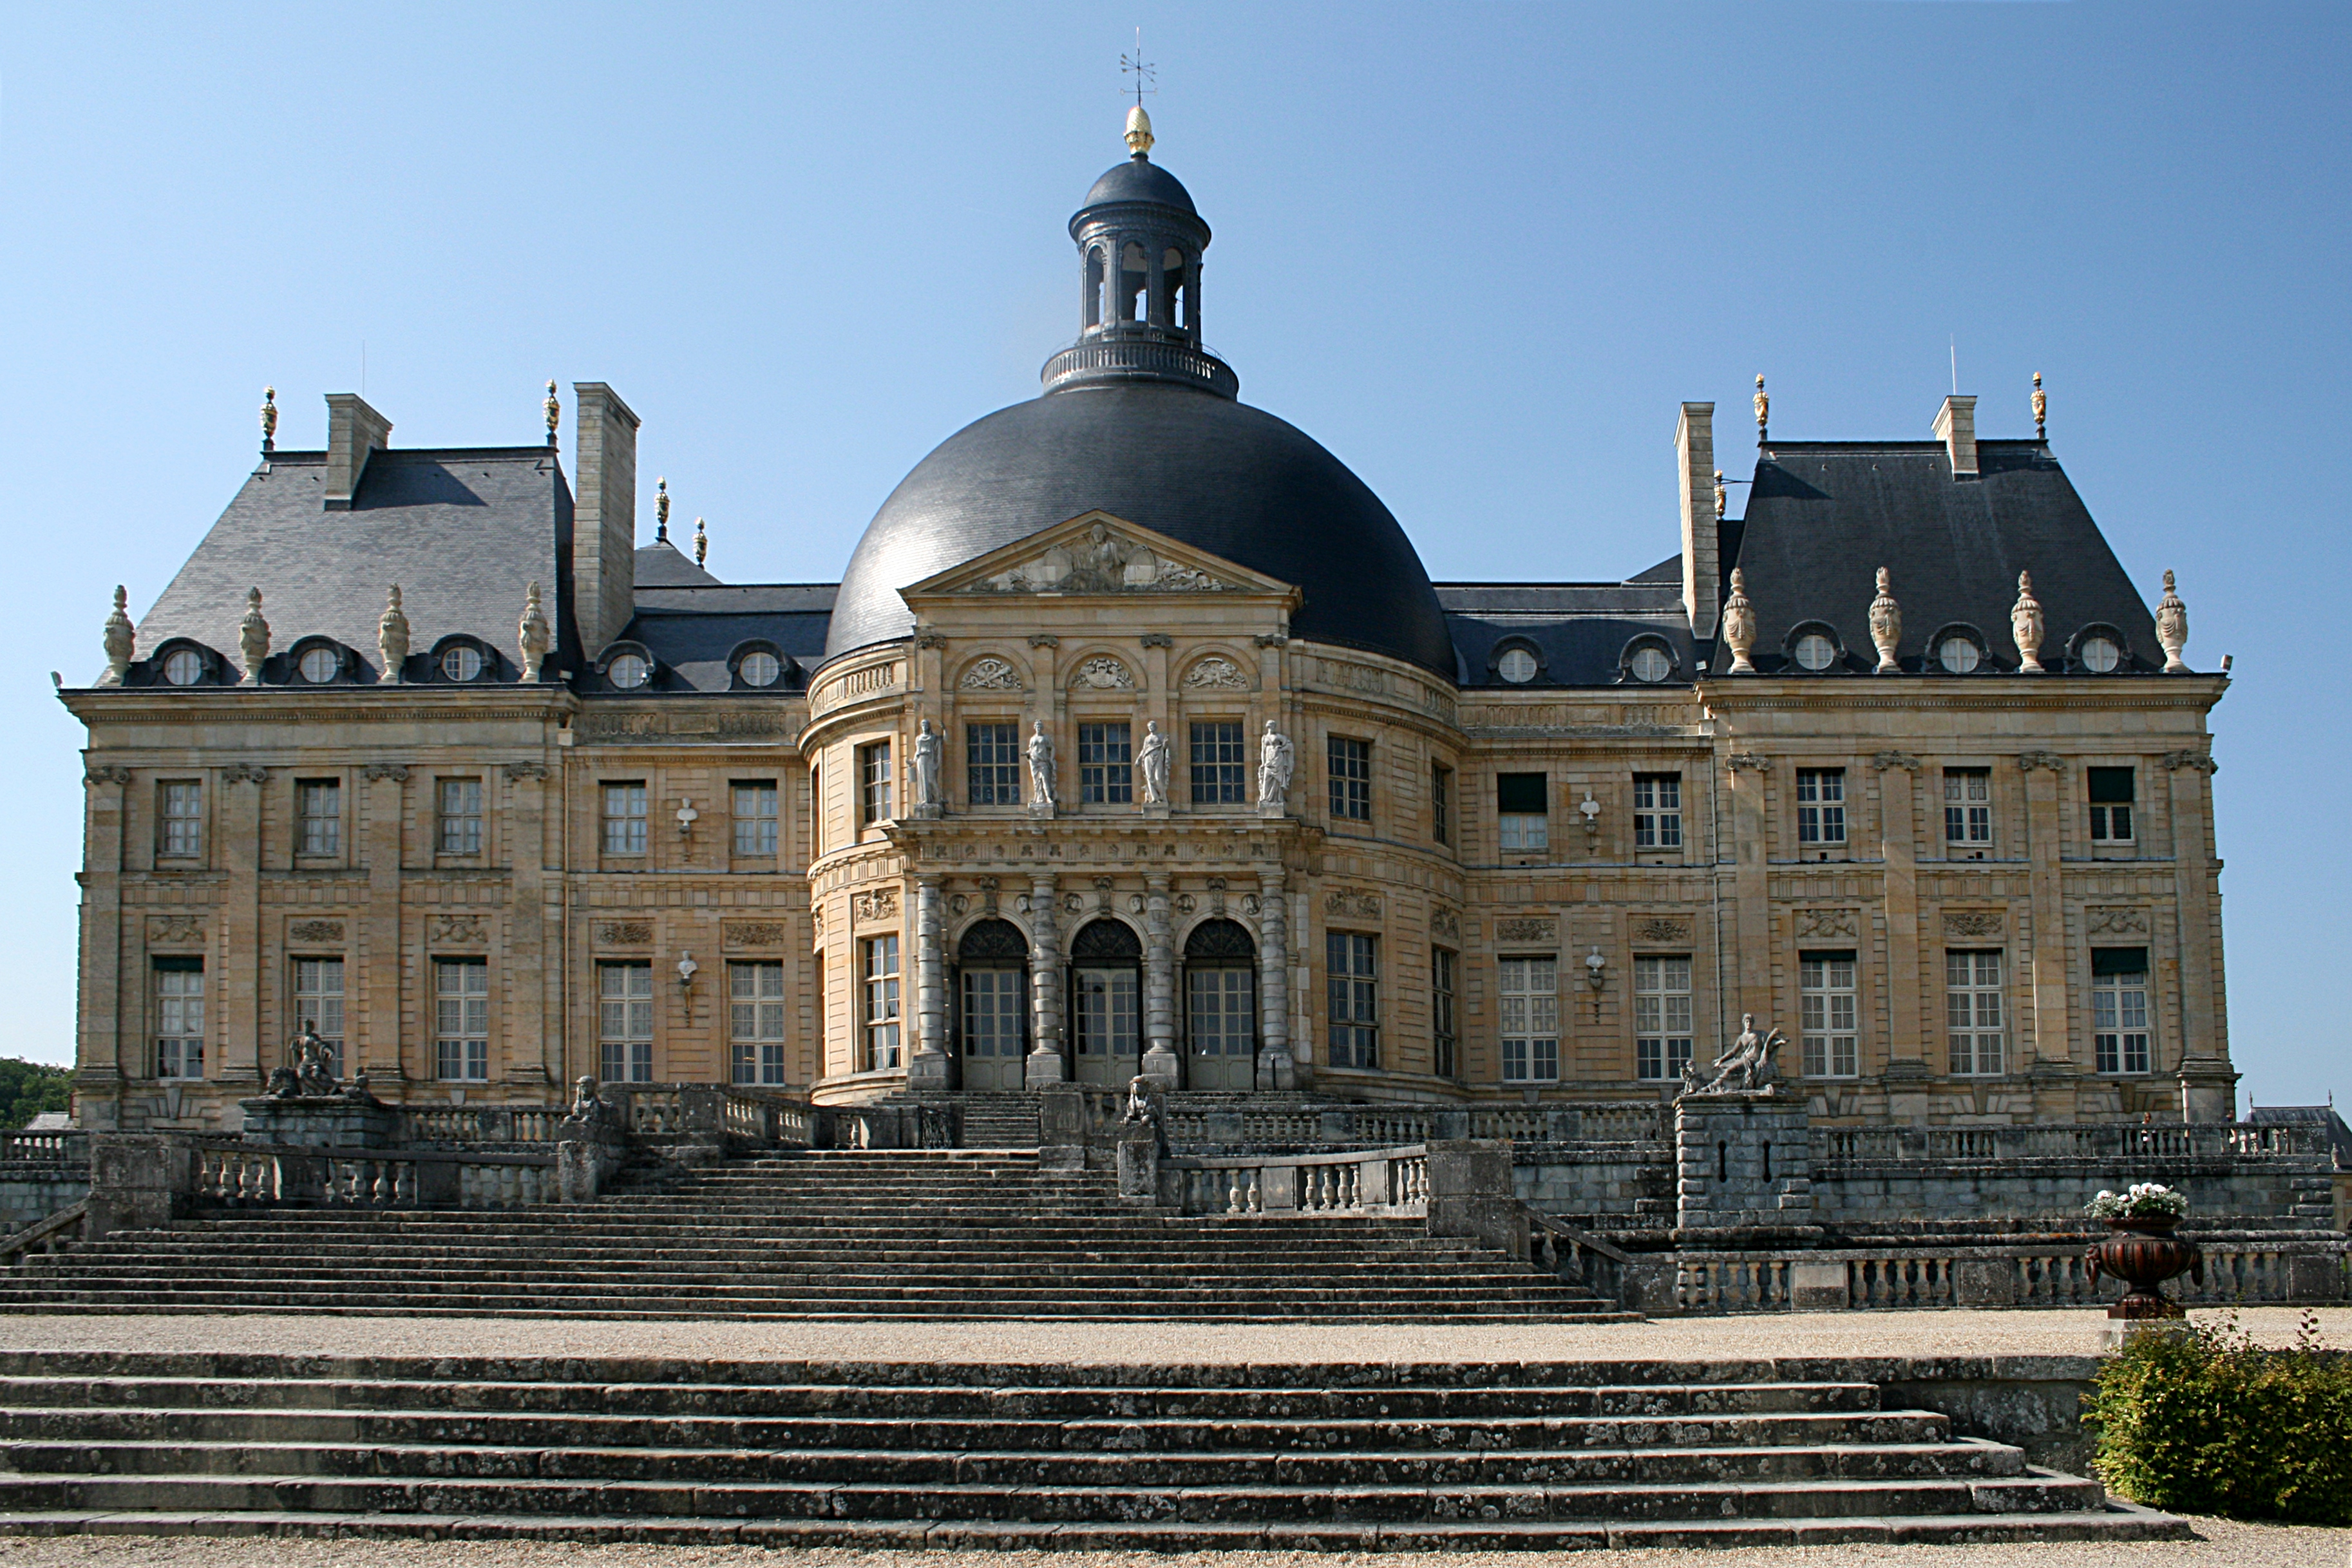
[2085,1214,2203,1319]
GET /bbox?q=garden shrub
[2085,1311,2351,1524]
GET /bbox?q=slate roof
[1439,582,1696,689]
[2248,1106,2352,1166]
[1725,440,2162,674]
[616,583,836,694]
[634,539,719,588]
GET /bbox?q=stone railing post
[85,1133,194,1240]
[1422,1138,1524,1259]
[1038,1082,1086,1170]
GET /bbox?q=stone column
[1141,871,1178,1087]
[1024,873,1066,1086]
[362,765,408,1081]
[222,766,267,1086]
[77,768,131,1128]
[908,874,951,1089]
[2165,753,2235,1121]
[1255,864,1295,1090]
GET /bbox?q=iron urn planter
[2086,1214,2203,1318]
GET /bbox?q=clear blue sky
[3,4,2344,1108]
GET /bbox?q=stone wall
[0,1160,90,1232]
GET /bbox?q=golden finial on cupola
[1713,470,1727,522]
[2033,372,2047,440]
[544,381,560,447]
[694,516,708,568]
[1125,105,1155,157]
[1754,375,1769,443]
[260,386,278,453]
[655,477,670,542]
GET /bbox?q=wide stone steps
[0,1354,2189,1549]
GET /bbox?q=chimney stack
[323,393,392,510]
[1933,393,1978,478]
[571,383,641,657]
[1676,402,1720,640]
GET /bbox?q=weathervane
[1121,29,1156,111]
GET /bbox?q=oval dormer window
[738,650,781,688]
[441,645,484,683]
[162,649,205,686]
[1629,645,1672,683]
[1497,647,1538,685]
[607,652,651,690]
[1793,632,1837,672]
[298,647,340,684]
[1938,636,1980,674]
[2078,636,2121,674]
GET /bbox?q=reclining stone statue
[1683,1013,1787,1097]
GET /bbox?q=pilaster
[222,765,266,1086]
[76,766,131,1125]
[2165,751,2233,1120]
[1873,752,1923,1074]
[1025,873,1065,1086]
[2020,752,2069,1071]
[1256,864,1295,1090]
[506,763,551,1087]
[909,874,951,1088]
[1727,753,1770,1026]
[1141,870,1177,1087]
[362,765,407,1081]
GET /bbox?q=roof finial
[1121,29,1156,156]
[1713,469,1727,522]
[260,386,278,454]
[1753,374,1769,444]
[544,381,560,447]
[100,586,135,686]
[694,516,708,568]
[2032,371,2047,440]
[654,477,670,542]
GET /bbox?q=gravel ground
[0,1307,2343,1364]
[0,1520,2347,1567]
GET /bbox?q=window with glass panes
[1497,772,1548,852]
[1430,764,1452,846]
[1079,722,1132,804]
[159,781,202,858]
[296,779,341,856]
[153,958,204,1079]
[1944,769,1992,849]
[598,962,654,1082]
[437,778,482,855]
[1633,773,1682,849]
[864,935,902,1069]
[730,961,788,1084]
[292,957,345,1077]
[1328,737,1371,822]
[2088,767,2135,842]
[435,959,489,1081]
[1946,950,2006,1075]
[1325,932,1378,1068]
[1498,956,1559,1082]
[2092,949,2152,1074]
[1796,769,1846,846]
[1799,951,1858,1077]
[859,741,893,824]
[962,967,1025,1059]
[602,782,647,855]
[966,723,1020,806]
[1635,956,1693,1081]
[1420,951,1454,1085]
[732,780,778,856]
[1190,721,1246,804]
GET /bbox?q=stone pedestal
[85,1133,193,1240]
[1674,1090,1815,1234]
[1881,1059,1931,1127]
[1115,1128,1160,1205]
[238,1095,399,1149]
[1423,1139,1525,1259]
[2175,1057,2239,1124]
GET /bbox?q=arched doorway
[956,919,1029,1091]
[1183,918,1258,1090]
[1070,918,1142,1086]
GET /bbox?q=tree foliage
[0,1059,71,1131]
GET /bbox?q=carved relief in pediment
[965,523,1238,595]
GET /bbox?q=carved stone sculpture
[1139,720,1171,806]
[910,719,944,812]
[2155,570,2189,674]
[1120,1073,1162,1128]
[1685,1013,1786,1097]
[518,581,550,681]
[1719,567,1757,674]
[287,1024,337,1097]
[238,588,270,683]
[1256,721,1294,813]
[2011,571,2045,674]
[1868,567,1901,674]
[1027,721,1058,811]
[100,586,134,685]
[378,586,410,684]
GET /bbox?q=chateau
[64,109,2233,1134]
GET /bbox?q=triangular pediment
[901,511,1294,601]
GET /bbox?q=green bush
[2085,1312,2352,1524]
[0,1059,70,1130]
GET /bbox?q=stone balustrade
[1159,1145,1430,1217]
[189,1137,558,1212]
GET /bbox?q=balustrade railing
[1155,1100,1667,1151]
[1814,1121,2328,1167]
[1162,1144,1428,1218]
[1,1130,88,1163]
[398,1105,566,1145]
[190,1138,558,1213]
[1,1201,88,1269]
[1524,1207,1635,1307]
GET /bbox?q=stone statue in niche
[1256,721,1294,813]
[2011,571,2045,674]
[1027,721,1058,811]
[1139,721,1171,806]
[1684,1013,1786,1097]
[910,719,944,811]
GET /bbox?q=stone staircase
[915,1090,1041,1148]
[0,1150,1624,1322]
[0,1350,2186,1548]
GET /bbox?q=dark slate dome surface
[825,382,1456,677]
[1083,156,1197,214]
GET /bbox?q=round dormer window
[1629,645,1672,683]
[738,650,781,688]
[298,647,340,684]
[1793,632,1837,671]
[441,646,484,683]
[162,649,204,686]
[1497,647,1538,684]
[2078,635,2121,674]
[1937,636,1980,674]
[607,652,651,690]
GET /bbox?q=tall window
[1328,736,1371,822]
[1635,956,1693,1081]
[963,967,1025,1060]
[1430,764,1452,847]
[1796,768,1846,847]
[2093,949,2152,1075]
[435,959,489,1081]
[1946,950,2006,1075]
[599,962,654,1082]
[864,935,902,1069]
[1498,956,1559,1082]
[296,779,341,857]
[159,780,203,858]
[1799,951,1858,1077]
[437,778,483,855]
[292,957,345,1077]
[1325,932,1378,1069]
[154,958,204,1079]
[858,741,893,824]
[2088,766,2136,843]
[1430,947,1457,1078]
[1497,773,1548,853]
[602,782,647,855]
[1078,722,1132,804]
[732,780,778,856]
[1190,721,1246,804]
[1633,773,1682,849]
[730,961,787,1085]
[967,723,1020,806]
[1944,769,1992,851]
